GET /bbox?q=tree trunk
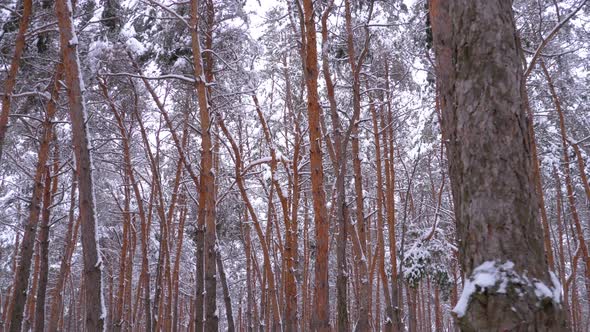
[301,0,330,330]
[0,0,32,161]
[189,0,218,329]
[217,252,235,332]
[540,58,590,306]
[431,0,566,330]
[34,144,59,332]
[7,65,62,332]
[55,0,105,329]
[48,173,80,332]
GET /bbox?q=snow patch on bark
[453,261,562,318]
[453,260,562,318]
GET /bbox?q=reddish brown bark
[48,177,80,332]
[540,59,590,305]
[7,65,62,332]
[189,0,218,329]
[300,0,330,330]
[0,0,32,161]
[56,0,105,329]
[34,143,59,332]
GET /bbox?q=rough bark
[431,0,566,330]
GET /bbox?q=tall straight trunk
[24,241,41,332]
[285,60,302,332]
[125,215,136,328]
[2,230,19,329]
[384,62,403,331]
[128,82,153,332]
[0,0,32,160]
[434,284,442,331]
[370,98,394,331]
[217,252,235,332]
[518,58,555,269]
[554,167,571,328]
[320,3,371,324]
[48,174,80,332]
[113,173,132,332]
[34,143,59,332]
[242,209,254,332]
[172,200,187,332]
[431,1,565,329]
[56,0,105,329]
[319,1,348,329]
[189,0,217,329]
[300,0,330,330]
[342,5,376,330]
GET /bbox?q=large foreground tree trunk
[55,0,105,330]
[430,0,565,330]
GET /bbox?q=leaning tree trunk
[55,0,105,330]
[7,66,61,332]
[0,0,32,161]
[430,0,565,330]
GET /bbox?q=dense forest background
[0,0,589,331]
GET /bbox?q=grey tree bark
[430,0,566,330]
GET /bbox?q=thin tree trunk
[48,175,80,332]
[252,94,297,332]
[554,167,571,328]
[0,0,33,160]
[24,241,41,332]
[7,65,62,332]
[518,58,555,269]
[2,230,19,329]
[34,143,59,332]
[540,59,590,306]
[217,252,235,332]
[383,62,403,332]
[218,118,282,331]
